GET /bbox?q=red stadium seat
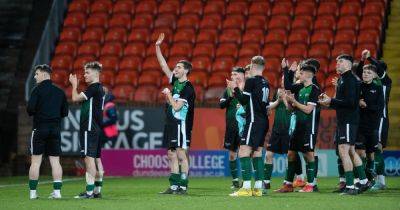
[100,42,123,58]
[196,29,218,44]
[181,0,203,16]
[124,43,146,58]
[295,2,316,16]
[314,16,336,31]
[191,56,212,72]
[136,0,157,16]
[99,56,119,72]
[128,29,150,44]
[249,1,270,16]
[263,72,278,89]
[51,55,73,72]
[81,28,104,44]
[134,86,159,103]
[131,14,153,30]
[68,1,89,14]
[73,55,96,71]
[188,71,208,88]
[173,29,196,44]
[113,85,135,102]
[236,57,251,67]
[263,43,285,59]
[200,14,222,31]
[246,15,267,30]
[308,44,331,60]
[334,30,357,45]
[340,2,362,17]
[242,29,264,45]
[219,29,242,45]
[142,57,161,72]
[291,16,313,31]
[355,44,378,59]
[311,30,334,46]
[358,30,380,46]
[331,44,354,59]
[285,44,307,59]
[272,2,293,16]
[145,43,169,59]
[204,1,225,16]
[239,44,261,59]
[193,43,215,60]
[86,13,108,29]
[226,2,248,16]
[154,14,177,30]
[115,71,138,86]
[318,2,339,17]
[109,14,131,30]
[105,27,127,44]
[52,70,69,88]
[222,15,245,31]
[90,0,113,14]
[77,42,101,57]
[59,28,81,43]
[264,29,288,45]
[169,43,193,59]
[119,56,142,72]
[288,29,310,45]
[268,16,291,31]
[177,14,200,31]
[208,74,226,87]
[138,74,160,87]
[315,71,326,88]
[216,43,238,59]
[113,1,135,15]
[360,16,383,33]
[100,70,115,87]
[158,1,180,16]
[364,2,385,19]
[212,57,235,73]
[337,16,359,31]
[63,12,86,29]
[55,42,78,57]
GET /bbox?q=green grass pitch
[0,176,399,210]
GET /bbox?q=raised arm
[155,33,172,79]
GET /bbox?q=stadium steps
[382,0,400,149]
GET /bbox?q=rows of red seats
[51,0,388,103]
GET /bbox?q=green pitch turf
[0,176,399,210]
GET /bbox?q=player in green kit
[220,67,246,189]
[156,33,196,195]
[276,60,321,193]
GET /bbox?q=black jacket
[27,80,68,128]
[359,82,384,130]
[330,70,361,125]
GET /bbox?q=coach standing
[27,64,69,199]
[318,54,369,195]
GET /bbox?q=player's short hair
[300,64,317,74]
[244,64,251,71]
[177,60,192,73]
[336,54,353,63]
[34,64,52,74]
[363,64,378,72]
[304,58,320,71]
[232,66,245,74]
[251,55,265,66]
[84,61,102,72]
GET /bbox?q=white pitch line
[0,178,83,188]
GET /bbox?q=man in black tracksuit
[318,54,368,195]
[355,64,384,183]
[357,50,391,189]
[27,64,68,199]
